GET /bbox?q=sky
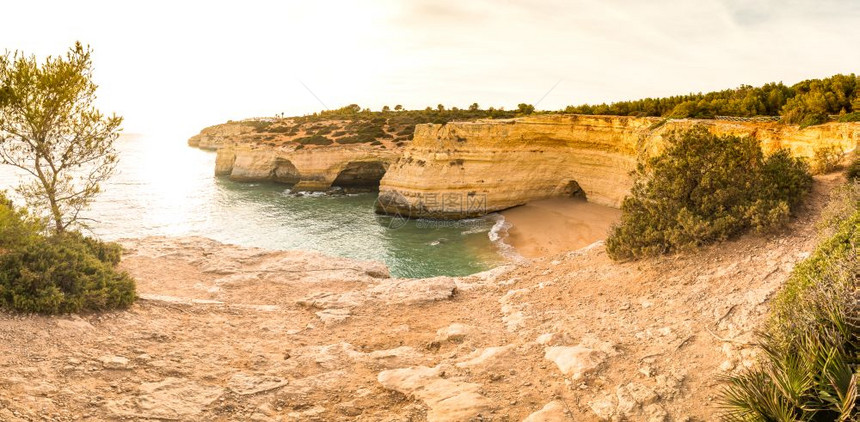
[2,0,859,137]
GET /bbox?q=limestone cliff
[191,117,408,190]
[188,122,254,150]
[376,115,860,218]
[216,145,399,191]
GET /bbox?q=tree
[437,104,445,112]
[0,42,122,233]
[394,104,403,111]
[469,103,479,111]
[382,105,390,112]
[517,103,535,115]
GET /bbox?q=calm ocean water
[0,134,507,278]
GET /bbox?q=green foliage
[0,231,135,314]
[811,144,845,174]
[293,135,333,146]
[564,74,859,126]
[0,42,123,233]
[0,192,41,251]
[838,112,860,122]
[606,126,812,260]
[847,156,860,181]
[256,105,517,148]
[244,120,273,132]
[517,103,535,115]
[0,197,134,314]
[720,203,859,421]
[336,135,374,144]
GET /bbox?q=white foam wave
[487,213,524,261]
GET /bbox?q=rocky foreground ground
[0,176,842,421]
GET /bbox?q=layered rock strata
[376,115,860,218]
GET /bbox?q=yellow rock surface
[377,115,860,218]
[215,145,399,191]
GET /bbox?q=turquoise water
[0,134,506,278]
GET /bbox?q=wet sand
[500,198,621,258]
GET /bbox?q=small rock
[588,393,617,420]
[643,403,669,422]
[535,333,555,345]
[455,345,514,369]
[544,345,605,380]
[377,366,493,420]
[316,308,351,326]
[228,373,288,395]
[100,356,130,370]
[435,323,472,343]
[523,400,567,421]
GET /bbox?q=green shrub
[337,135,375,144]
[720,206,859,421]
[606,126,812,260]
[811,144,845,174]
[837,112,860,122]
[0,232,135,314]
[242,120,272,132]
[0,193,41,251]
[293,135,333,146]
[847,156,860,181]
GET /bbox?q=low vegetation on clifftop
[200,104,520,150]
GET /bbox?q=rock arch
[271,158,301,184]
[332,161,387,189]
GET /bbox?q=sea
[0,134,510,278]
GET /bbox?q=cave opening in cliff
[560,180,587,200]
[272,158,301,184]
[332,161,387,190]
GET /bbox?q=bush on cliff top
[720,193,859,421]
[606,126,812,260]
[848,155,860,181]
[294,135,333,146]
[0,194,135,314]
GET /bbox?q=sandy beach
[500,198,622,258]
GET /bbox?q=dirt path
[0,175,842,421]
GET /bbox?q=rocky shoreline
[0,175,842,421]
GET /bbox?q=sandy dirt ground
[0,175,843,422]
[500,199,621,258]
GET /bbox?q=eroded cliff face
[216,146,399,191]
[377,115,860,218]
[188,122,253,150]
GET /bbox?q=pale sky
[2,0,859,137]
